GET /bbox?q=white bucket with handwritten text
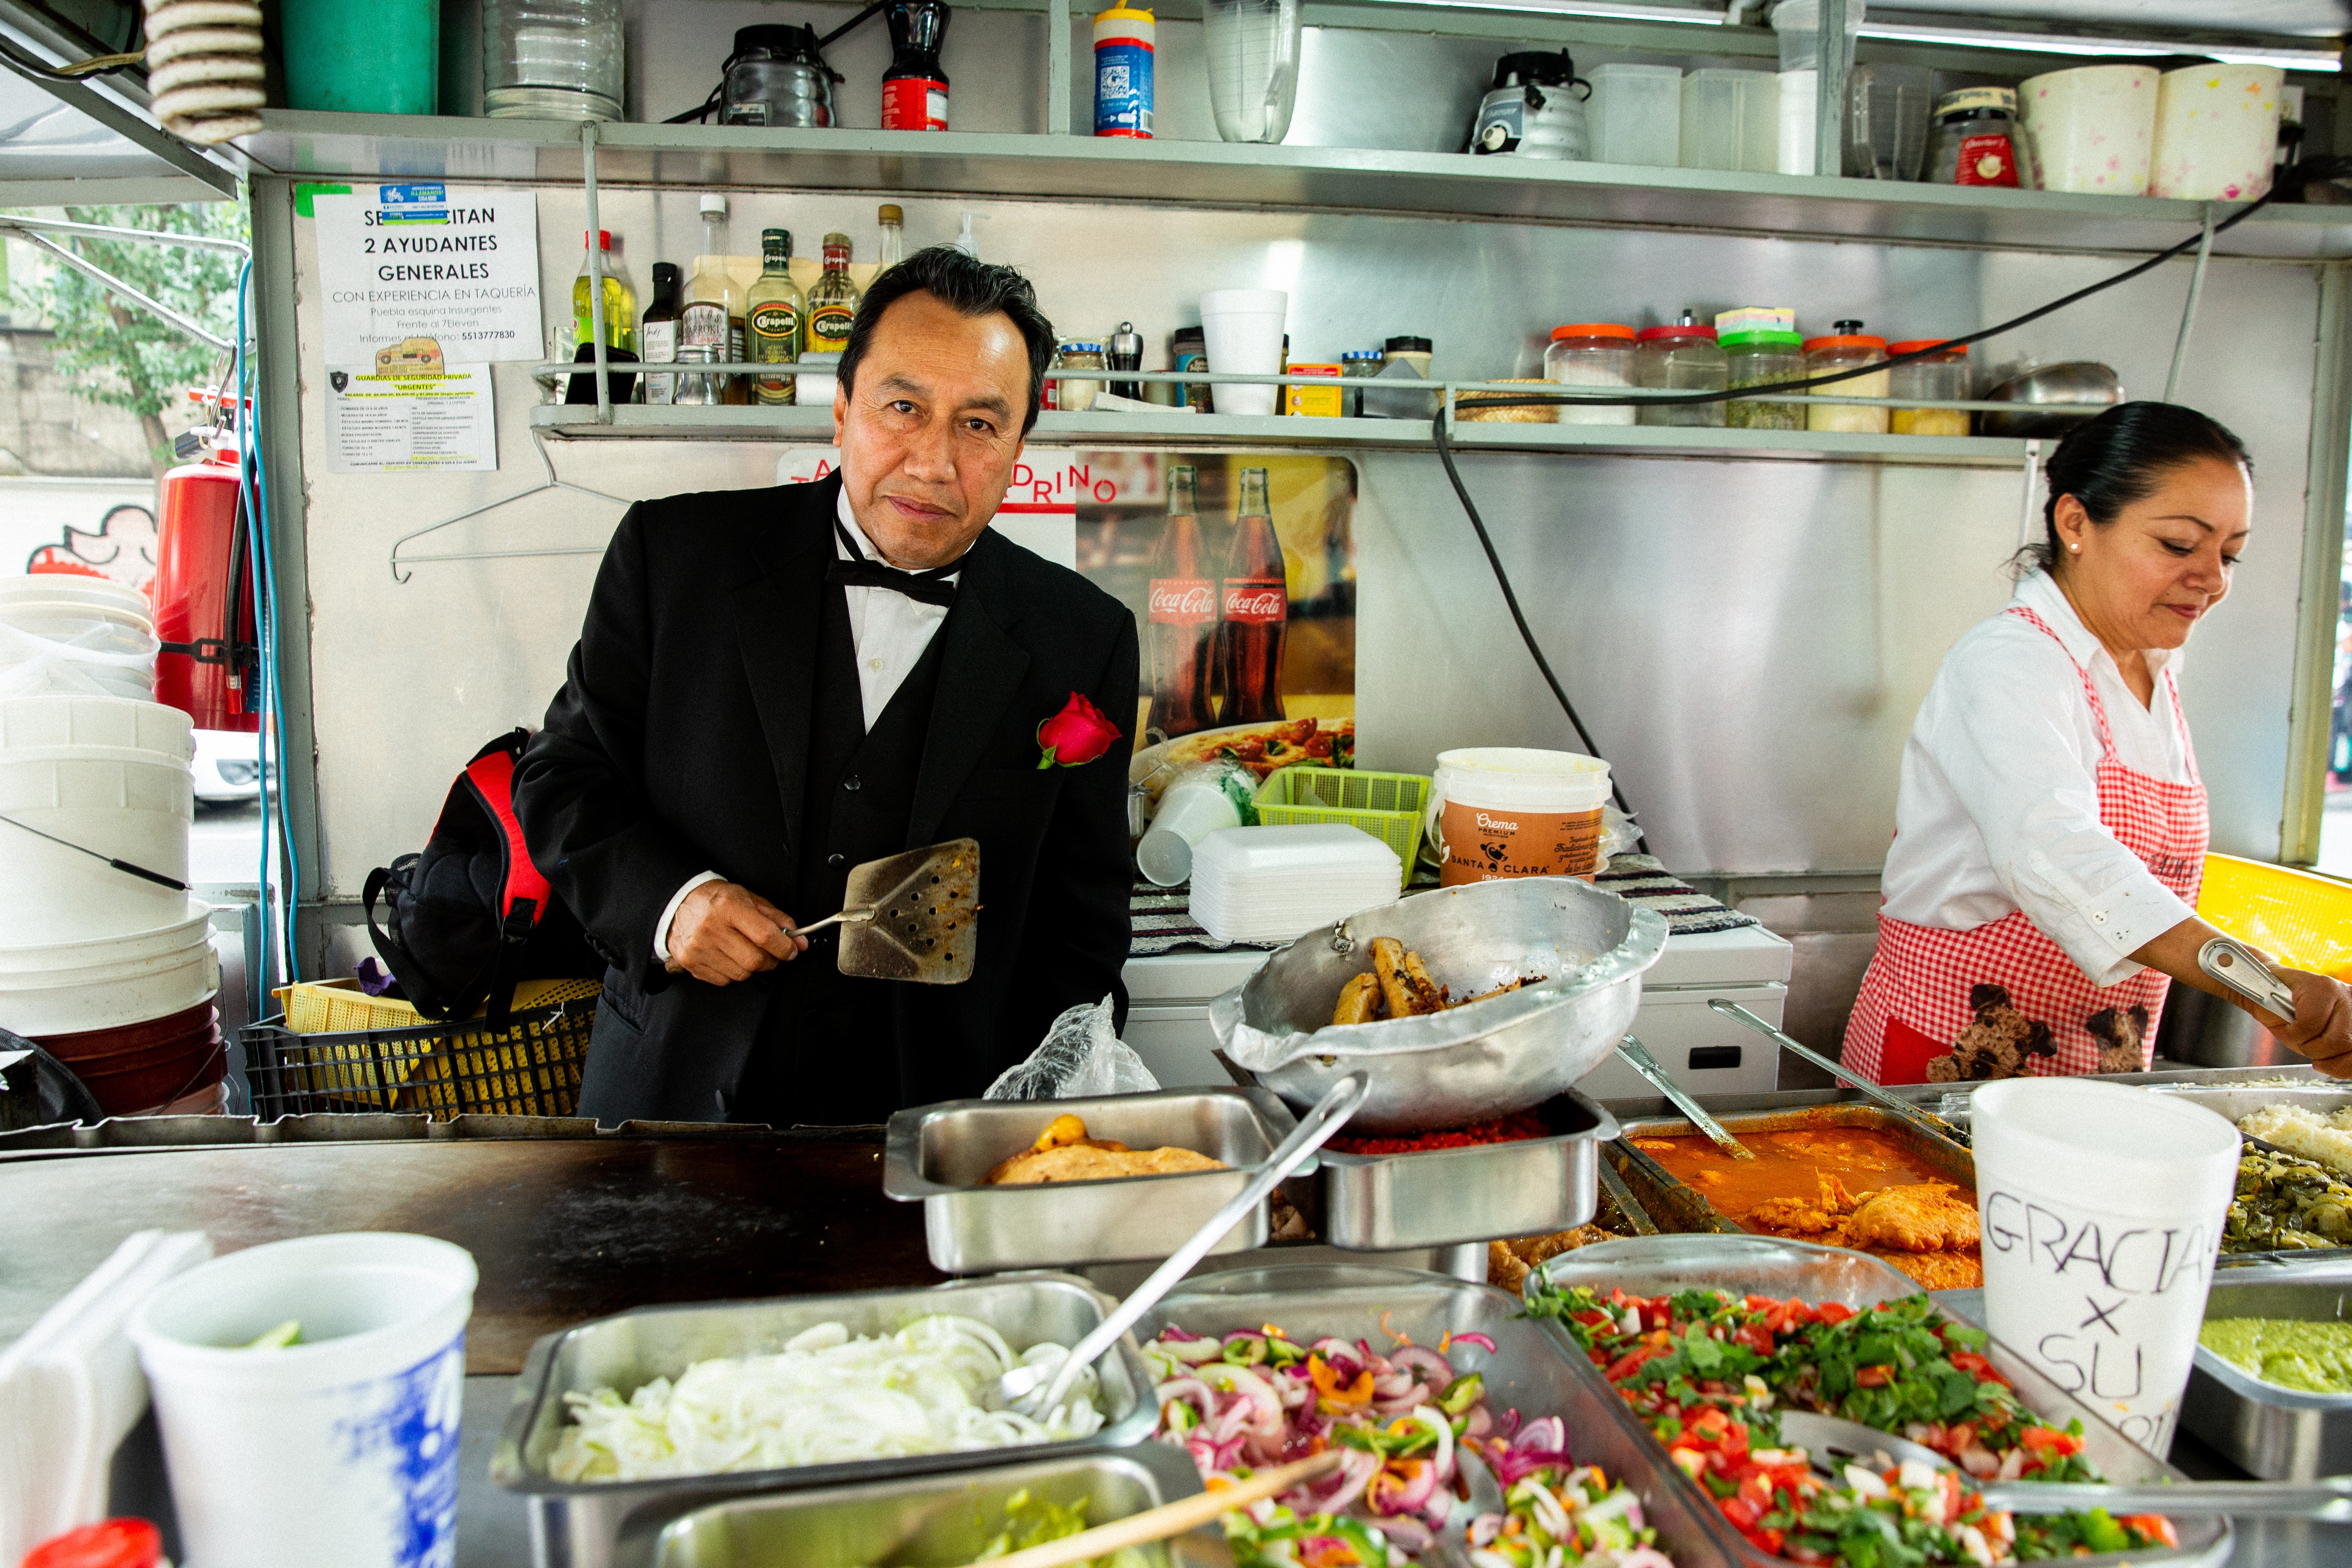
[1971,1079,2240,1456]
[1426,747,1611,886]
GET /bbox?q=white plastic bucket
[1972,1079,2239,1455]
[0,895,218,1035]
[1426,747,1611,886]
[0,573,152,618]
[0,751,193,944]
[128,1233,479,1568]
[2150,62,2284,201]
[2019,64,2158,195]
[0,695,190,761]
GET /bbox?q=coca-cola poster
[1071,451,1357,785]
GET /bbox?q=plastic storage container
[2020,64,2155,194]
[1722,329,1804,430]
[1803,324,1889,433]
[721,24,837,128]
[281,0,438,114]
[1542,323,1636,426]
[1427,747,1613,885]
[1586,63,1682,167]
[1887,339,1971,435]
[1203,0,1301,145]
[483,0,622,120]
[1633,320,1728,428]
[1253,765,1429,886]
[1773,0,1864,174]
[2151,62,2285,201]
[1680,68,1776,172]
[1846,62,1934,179]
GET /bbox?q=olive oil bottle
[746,229,804,407]
[804,232,862,356]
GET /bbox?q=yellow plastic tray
[268,977,600,1113]
[2198,854,2352,977]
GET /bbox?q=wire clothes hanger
[388,427,631,581]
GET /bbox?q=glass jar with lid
[1926,86,2024,187]
[1722,329,1804,429]
[1054,340,1106,412]
[721,24,838,128]
[1888,339,1972,435]
[1543,323,1636,426]
[1803,321,1890,433]
[1340,349,1384,416]
[1633,317,1727,427]
[483,0,623,120]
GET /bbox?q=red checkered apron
[1843,606,2208,1084]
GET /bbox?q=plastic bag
[983,994,1160,1100]
[1594,804,1642,877]
[0,619,153,699]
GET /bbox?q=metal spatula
[660,840,979,983]
[826,838,982,984]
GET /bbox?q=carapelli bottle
[1216,465,1288,724]
[1145,463,1216,739]
[881,0,950,130]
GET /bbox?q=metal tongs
[2200,935,2297,1024]
[1710,998,1970,1146]
[1776,1409,2352,1521]
[986,1072,1369,1419]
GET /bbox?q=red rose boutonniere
[1036,692,1122,769]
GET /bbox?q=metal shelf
[237,113,2352,259]
[526,402,2038,465]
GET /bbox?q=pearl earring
[2069,543,2080,551]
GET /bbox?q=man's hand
[2270,966,2352,1080]
[666,881,807,984]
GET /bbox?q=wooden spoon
[955,1449,1343,1568]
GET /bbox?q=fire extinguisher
[150,420,259,733]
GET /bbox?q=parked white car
[191,729,271,805]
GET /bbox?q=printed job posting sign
[312,184,542,365]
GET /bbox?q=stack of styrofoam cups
[0,683,223,1117]
[1199,288,1288,417]
[128,1233,479,1566]
[0,574,160,700]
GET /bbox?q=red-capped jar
[1802,321,1890,433]
[23,1520,164,1568]
[1887,338,1973,435]
[1634,318,1728,428]
[1543,322,1637,426]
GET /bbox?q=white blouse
[1878,570,2197,988]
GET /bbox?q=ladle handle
[1615,1035,1754,1160]
[1978,1476,2352,1521]
[1035,1072,1369,1411]
[1709,999,1968,1144]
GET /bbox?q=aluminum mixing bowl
[1208,876,1667,1134]
[1978,361,2123,438]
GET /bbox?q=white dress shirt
[1878,569,2198,989]
[652,486,963,961]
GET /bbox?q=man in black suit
[515,248,1139,1126]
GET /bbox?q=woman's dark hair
[837,245,1056,433]
[2019,401,2252,576]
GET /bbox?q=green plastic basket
[1253,766,1430,886]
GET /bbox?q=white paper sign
[324,364,498,473]
[312,184,543,365]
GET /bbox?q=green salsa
[2200,1317,2352,1394]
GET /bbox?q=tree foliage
[8,201,247,455]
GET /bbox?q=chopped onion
[548,1313,1103,1482]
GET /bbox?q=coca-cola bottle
[1217,466,1288,724]
[1146,464,1218,738]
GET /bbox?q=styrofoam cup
[1199,288,1287,417]
[128,1233,478,1568]
[1972,1079,2240,1455]
[1136,771,1248,886]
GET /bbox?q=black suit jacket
[514,472,1140,1123]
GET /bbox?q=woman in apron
[1845,403,2352,1084]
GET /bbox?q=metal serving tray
[1607,1103,1975,1238]
[490,1273,1158,1568]
[2180,1265,2352,1480]
[1316,1088,1619,1250]
[1135,1261,1746,1568]
[2145,1085,2352,1269]
[882,1087,1301,1274]
[1530,1235,2231,1568]
[643,1441,1230,1568]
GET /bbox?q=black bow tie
[826,518,962,609]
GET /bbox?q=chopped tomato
[1815,1302,1855,1325]
[1855,1364,1894,1389]
[1604,1345,1661,1383]
[2018,1426,2084,1457]
[2120,1514,2180,1547]
[1949,1351,1994,1377]
[1721,1496,1762,1529]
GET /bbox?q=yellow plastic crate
[2199,854,2352,978]
[263,977,601,1115]
[1253,765,1430,886]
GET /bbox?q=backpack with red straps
[362,729,601,1023]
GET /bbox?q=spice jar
[672,343,721,406]
[1888,339,1972,435]
[1633,317,1728,428]
[1171,326,1210,411]
[1053,340,1105,411]
[1383,335,1434,378]
[1927,86,2024,187]
[1722,329,1804,430]
[1543,323,1636,426]
[1803,321,1890,433]
[1340,349,1383,415]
